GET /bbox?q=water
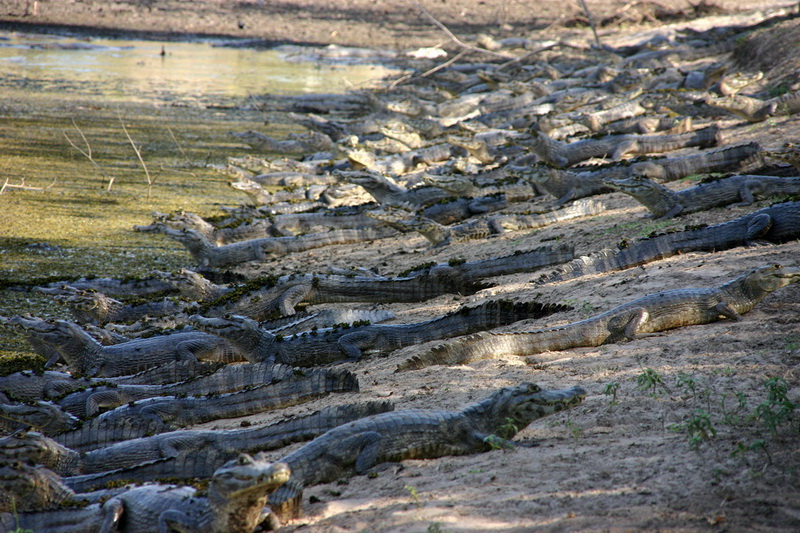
[0,31,399,106]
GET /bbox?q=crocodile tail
[306,367,360,393]
[396,331,494,372]
[533,248,621,285]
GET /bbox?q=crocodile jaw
[211,455,291,500]
[510,384,588,426]
[748,264,800,292]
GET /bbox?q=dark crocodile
[507,163,620,206]
[54,362,299,418]
[9,316,244,377]
[520,124,721,167]
[40,285,189,326]
[535,200,800,284]
[2,454,290,533]
[0,460,101,512]
[266,382,586,522]
[340,170,455,207]
[605,174,800,218]
[198,269,491,319]
[628,142,764,182]
[0,402,393,487]
[3,368,358,451]
[400,264,800,370]
[191,299,571,366]
[63,402,394,492]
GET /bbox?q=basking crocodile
[507,163,620,206]
[535,200,800,284]
[520,124,721,167]
[2,453,291,533]
[37,276,176,298]
[340,170,455,207]
[231,128,334,153]
[605,174,800,218]
[9,316,245,377]
[705,89,800,122]
[0,460,101,512]
[191,299,570,366]
[629,142,764,182]
[266,382,586,522]
[369,199,605,246]
[64,402,394,492]
[5,368,358,451]
[42,285,189,325]
[0,402,393,485]
[198,268,491,319]
[399,264,800,370]
[150,225,397,269]
[54,362,299,418]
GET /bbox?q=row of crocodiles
[3,8,800,532]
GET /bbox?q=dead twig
[0,177,44,194]
[388,48,470,89]
[578,0,602,48]
[63,119,115,191]
[412,0,514,60]
[118,114,154,198]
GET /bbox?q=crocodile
[150,225,397,268]
[2,453,291,533]
[628,142,764,182]
[762,143,800,172]
[535,200,800,284]
[190,299,570,366]
[266,382,586,522]
[340,170,456,207]
[519,124,721,167]
[197,268,491,319]
[64,402,394,492]
[507,164,620,206]
[401,264,800,370]
[705,89,800,122]
[577,99,647,132]
[43,286,189,325]
[0,402,393,485]
[605,174,800,218]
[37,276,177,299]
[54,362,299,418]
[369,199,605,246]
[230,128,334,154]
[4,368,358,451]
[0,460,100,512]
[9,316,245,377]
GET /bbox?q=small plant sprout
[603,381,620,407]
[636,368,669,396]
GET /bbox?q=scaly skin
[705,90,800,122]
[606,174,800,219]
[520,124,721,167]
[267,382,586,523]
[8,316,244,377]
[62,402,395,492]
[399,264,800,370]
[3,369,358,452]
[0,402,392,488]
[3,454,291,533]
[535,201,800,284]
[190,299,571,366]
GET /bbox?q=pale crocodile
[705,89,800,122]
[399,264,800,370]
[606,174,800,218]
[266,382,586,523]
[190,299,570,366]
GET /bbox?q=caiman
[535,200,800,284]
[705,89,800,122]
[197,268,491,319]
[369,200,605,246]
[520,124,721,167]
[190,299,571,366]
[0,402,391,489]
[266,382,586,523]
[399,264,800,370]
[150,225,397,269]
[8,316,244,377]
[605,174,800,219]
[2,368,358,452]
[2,453,290,533]
[62,402,394,492]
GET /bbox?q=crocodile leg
[277,283,313,316]
[744,213,773,243]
